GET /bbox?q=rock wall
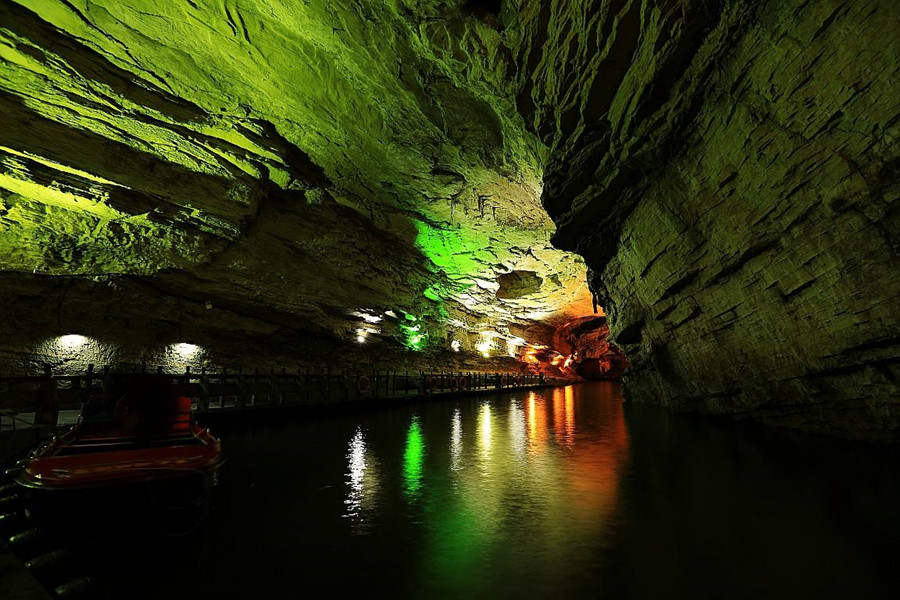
[0,1,595,373]
[3,0,897,438]
[512,0,900,438]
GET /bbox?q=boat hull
[16,425,224,492]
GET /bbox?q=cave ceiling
[0,0,593,355]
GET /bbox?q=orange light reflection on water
[565,386,630,519]
[552,387,566,445]
[423,383,630,592]
[527,391,547,453]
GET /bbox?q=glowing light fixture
[399,317,426,351]
[56,334,89,349]
[356,325,381,344]
[506,336,525,358]
[451,339,461,352]
[351,310,382,324]
[171,342,201,360]
[476,332,494,358]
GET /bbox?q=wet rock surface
[513,0,900,438]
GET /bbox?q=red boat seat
[109,377,195,439]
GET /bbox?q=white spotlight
[506,336,525,358]
[171,342,201,360]
[56,334,89,349]
[476,333,493,358]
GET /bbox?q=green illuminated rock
[0,0,590,367]
[2,0,897,440]
[513,0,899,438]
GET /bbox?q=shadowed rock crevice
[495,270,543,299]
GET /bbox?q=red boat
[16,376,224,492]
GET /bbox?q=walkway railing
[1,365,573,436]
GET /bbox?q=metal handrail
[0,365,577,420]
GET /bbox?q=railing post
[304,367,310,404]
[325,366,331,403]
[35,364,58,429]
[235,367,246,409]
[220,366,227,408]
[198,366,210,412]
[294,367,303,404]
[81,363,94,409]
[252,368,259,406]
[277,367,286,406]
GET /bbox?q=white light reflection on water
[509,399,526,457]
[478,403,492,452]
[344,426,378,531]
[477,402,494,478]
[450,407,463,471]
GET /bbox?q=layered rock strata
[513,0,899,438]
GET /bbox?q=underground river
[47,382,900,598]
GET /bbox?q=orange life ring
[357,375,372,396]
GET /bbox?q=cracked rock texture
[513,0,899,438]
[0,0,593,373]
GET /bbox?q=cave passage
[1,0,898,598]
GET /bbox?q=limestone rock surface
[0,0,593,372]
[513,0,900,438]
[2,0,898,440]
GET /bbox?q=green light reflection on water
[403,416,425,498]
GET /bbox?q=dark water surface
[74,383,900,598]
